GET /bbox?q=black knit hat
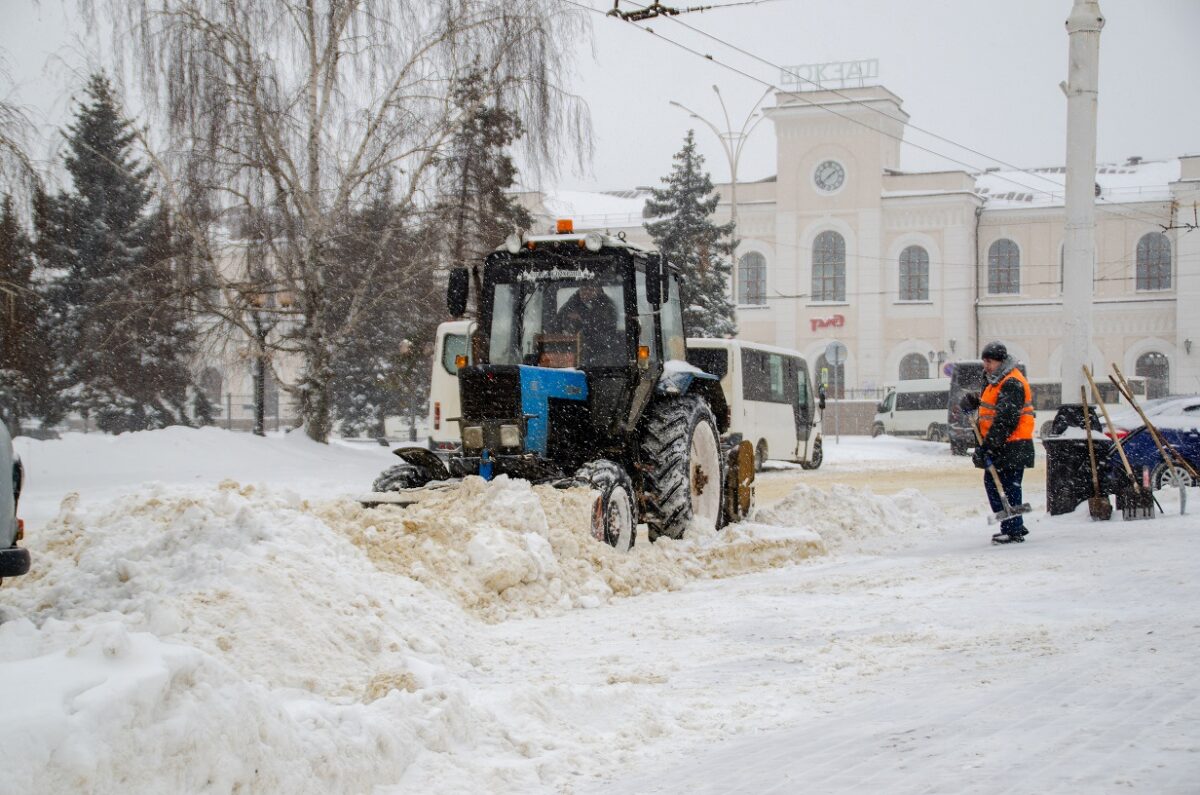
[981,341,1007,362]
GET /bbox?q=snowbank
[0,427,952,793]
[755,482,944,554]
[320,474,833,622]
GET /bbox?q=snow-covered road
[1,429,1196,794]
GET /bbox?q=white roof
[974,159,1181,209]
[539,189,649,230]
[531,158,1183,218]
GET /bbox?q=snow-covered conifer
[644,130,737,339]
[39,74,198,432]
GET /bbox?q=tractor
[368,223,755,549]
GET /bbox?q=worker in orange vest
[959,341,1036,544]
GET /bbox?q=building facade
[523,83,1199,399]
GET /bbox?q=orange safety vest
[978,368,1035,442]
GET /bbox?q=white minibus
[383,320,471,453]
[873,378,951,441]
[686,338,825,470]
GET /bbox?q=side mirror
[447,268,469,318]
[646,258,662,306]
[819,387,827,411]
[661,261,671,300]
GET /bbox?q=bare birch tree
[83,0,591,441]
[0,56,40,205]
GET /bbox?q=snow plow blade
[391,447,451,482]
[357,481,458,509]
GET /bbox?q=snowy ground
[1,429,1197,794]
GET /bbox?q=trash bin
[1041,404,1113,516]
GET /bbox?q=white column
[856,208,884,388]
[1061,0,1104,399]
[1174,176,1200,391]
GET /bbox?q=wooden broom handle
[1083,365,1139,491]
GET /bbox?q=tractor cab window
[487,272,628,368]
[635,270,656,358]
[660,275,686,362]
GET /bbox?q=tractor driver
[553,283,621,365]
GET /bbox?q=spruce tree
[644,130,738,338]
[40,73,198,433]
[0,195,59,431]
[328,180,439,438]
[435,71,534,298]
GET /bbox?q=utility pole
[669,86,771,270]
[1061,0,1104,403]
[1045,0,1106,516]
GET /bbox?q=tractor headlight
[583,232,603,252]
[499,424,521,448]
[462,426,484,450]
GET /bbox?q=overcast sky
[3,0,1198,193]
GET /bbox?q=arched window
[1135,351,1170,399]
[898,245,929,301]
[737,252,767,305]
[815,353,845,399]
[812,231,846,302]
[899,352,930,381]
[1136,233,1171,291]
[988,239,1020,294]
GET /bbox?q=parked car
[1102,395,1200,490]
[0,418,28,583]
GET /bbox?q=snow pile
[0,428,949,793]
[3,480,471,698]
[754,482,946,554]
[0,480,503,793]
[321,475,828,622]
[0,618,428,793]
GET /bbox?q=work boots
[992,528,1028,545]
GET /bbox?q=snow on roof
[539,189,650,230]
[974,158,1181,209]
[535,158,1183,218]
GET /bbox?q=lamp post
[669,86,772,290]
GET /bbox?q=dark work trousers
[984,463,1027,534]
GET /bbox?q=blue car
[1103,396,1200,490]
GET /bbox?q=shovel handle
[970,413,1016,509]
[1080,386,1102,493]
[1083,365,1140,491]
[1110,364,1200,482]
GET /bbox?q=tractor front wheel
[640,395,722,542]
[573,460,636,551]
[371,463,431,493]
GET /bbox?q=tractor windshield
[487,267,630,369]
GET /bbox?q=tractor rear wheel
[573,460,636,550]
[640,395,722,542]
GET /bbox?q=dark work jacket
[979,376,1036,469]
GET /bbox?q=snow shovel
[1083,366,1153,521]
[970,416,1032,524]
[1080,386,1112,521]
[1110,364,1198,516]
[1110,364,1200,485]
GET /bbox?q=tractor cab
[444,226,712,478]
